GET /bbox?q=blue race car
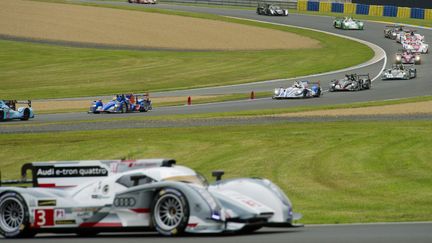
[0,100,34,121]
[89,94,152,114]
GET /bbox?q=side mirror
[212,170,225,182]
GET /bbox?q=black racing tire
[151,188,189,236]
[0,110,4,122]
[357,82,362,91]
[238,225,263,234]
[302,89,307,98]
[20,108,30,121]
[365,80,371,90]
[76,231,99,237]
[0,192,34,238]
[121,104,128,113]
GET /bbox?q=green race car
[333,17,364,30]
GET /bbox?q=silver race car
[329,74,371,92]
[381,64,416,80]
[273,80,321,99]
[256,3,288,16]
[384,25,406,40]
[0,159,301,238]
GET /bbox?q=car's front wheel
[0,192,34,238]
[151,189,189,236]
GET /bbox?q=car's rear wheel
[365,80,371,89]
[0,192,34,238]
[151,189,189,236]
[0,110,4,122]
[20,108,30,121]
[121,104,128,113]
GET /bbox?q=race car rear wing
[357,74,371,79]
[385,25,405,28]
[0,159,176,188]
[4,100,32,110]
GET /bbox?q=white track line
[156,15,387,96]
[224,16,387,85]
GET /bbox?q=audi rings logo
[114,197,136,207]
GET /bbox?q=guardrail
[297,0,432,20]
[159,0,298,9]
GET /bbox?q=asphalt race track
[1,222,431,243]
[4,0,429,124]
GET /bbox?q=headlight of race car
[274,88,280,95]
[193,187,223,221]
[396,56,401,61]
[262,179,291,206]
[415,56,420,60]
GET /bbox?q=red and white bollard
[250,91,255,100]
[187,96,192,105]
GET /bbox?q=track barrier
[297,1,432,20]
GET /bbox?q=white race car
[397,31,424,44]
[402,40,429,54]
[0,159,302,238]
[273,80,321,99]
[382,64,416,80]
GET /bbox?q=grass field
[0,0,373,99]
[1,121,431,224]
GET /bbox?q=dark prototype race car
[384,25,406,39]
[329,74,371,92]
[257,3,288,16]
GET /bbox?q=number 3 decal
[35,210,46,226]
[34,209,54,227]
